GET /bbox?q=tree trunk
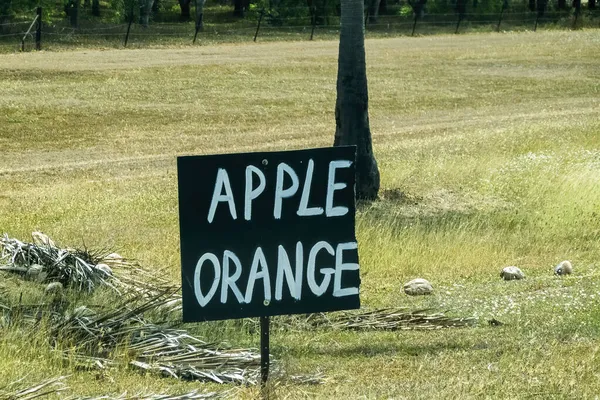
[0,0,11,34]
[139,0,154,27]
[233,0,248,17]
[558,0,566,9]
[334,0,380,200]
[195,0,205,30]
[378,0,387,15]
[368,0,382,24]
[536,0,547,17]
[179,0,191,20]
[589,0,596,9]
[92,0,100,16]
[69,0,79,28]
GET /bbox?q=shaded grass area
[0,31,600,397]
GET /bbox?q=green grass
[1,30,600,398]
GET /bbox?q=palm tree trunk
[334,0,380,200]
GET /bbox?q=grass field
[1,30,600,398]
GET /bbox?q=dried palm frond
[255,308,477,332]
[305,307,477,330]
[50,292,263,385]
[0,376,67,400]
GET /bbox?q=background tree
[179,0,193,20]
[195,0,206,30]
[333,0,380,200]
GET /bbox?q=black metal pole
[455,15,462,34]
[260,316,270,386]
[534,12,540,31]
[254,10,264,42]
[124,4,134,47]
[35,7,41,50]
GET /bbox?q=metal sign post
[260,316,270,385]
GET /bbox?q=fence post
[497,0,507,32]
[193,17,201,43]
[411,13,418,36]
[310,5,317,40]
[124,4,134,47]
[253,9,264,42]
[35,7,42,50]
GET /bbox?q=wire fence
[1,2,598,52]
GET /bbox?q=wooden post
[35,7,41,50]
[497,1,507,32]
[193,16,202,43]
[455,15,462,34]
[253,9,264,42]
[260,316,270,386]
[310,5,317,40]
[411,13,418,36]
[124,4,134,47]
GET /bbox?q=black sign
[177,146,360,322]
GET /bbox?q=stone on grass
[45,282,63,295]
[500,266,525,281]
[554,260,573,276]
[404,278,433,295]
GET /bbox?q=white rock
[554,260,573,276]
[404,278,433,295]
[45,282,63,295]
[500,266,525,281]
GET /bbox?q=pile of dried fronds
[0,232,182,313]
[0,233,116,292]
[50,293,263,385]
